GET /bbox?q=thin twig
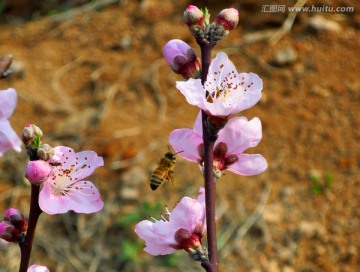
[149,59,167,123]
[220,183,271,260]
[270,0,308,45]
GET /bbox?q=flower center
[204,65,253,104]
[50,165,93,197]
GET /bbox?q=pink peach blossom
[169,111,268,176]
[135,188,206,255]
[0,88,21,156]
[39,146,104,215]
[176,52,263,117]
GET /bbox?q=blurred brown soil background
[0,0,359,271]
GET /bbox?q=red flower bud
[0,221,22,243]
[215,8,239,31]
[183,5,204,27]
[4,208,27,232]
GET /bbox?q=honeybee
[150,148,183,191]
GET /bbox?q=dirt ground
[0,0,359,271]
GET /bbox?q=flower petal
[192,110,203,135]
[39,181,72,215]
[176,79,204,106]
[65,180,103,213]
[53,146,103,180]
[170,197,205,231]
[0,120,22,156]
[217,116,252,154]
[227,154,268,176]
[144,242,177,255]
[135,220,177,255]
[0,88,17,120]
[71,150,104,180]
[231,72,263,113]
[169,128,202,162]
[39,180,103,214]
[207,52,238,89]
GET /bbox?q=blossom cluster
[135,5,268,264]
[0,87,104,271]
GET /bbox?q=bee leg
[168,171,175,186]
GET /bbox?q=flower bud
[213,142,228,159]
[175,228,191,244]
[37,144,54,161]
[183,5,204,27]
[21,124,43,148]
[174,228,202,252]
[163,39,201,79]
[0,221,22,243]
[25,160,52,185]
[4,208,27,232]
[215,8,239,31]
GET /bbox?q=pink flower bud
[215,8,239,31]
[37,144,54,161]
[183,5,204,27]
[0,221,22,243]
[174,228,202,253]
[4,208,27,232]
[25,160,52,185]
[163,39,201,79]
[22,124,43,148]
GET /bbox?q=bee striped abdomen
[150,169,167,190]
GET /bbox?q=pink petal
[39,182,72,214]
[0,88,17,120]
[192,110,203,135]
[170,197,205,231]
[53,146,103,180]
[65,180,103,213]
[54,146,77,169]
[207,52,237,88]
[197,187,205,206]
[71,150,104,180]
[203,100,234,117]
[39,180,103,214]
[231,72,263,113]
[169,128,202,162]
[0,120,22,156]
[227,154,268,176]
[144,242,177,255]
[176,79,204,106]
[135,220,177,255]
[217,116,253,154]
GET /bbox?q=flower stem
[199,40,218,272]
[19,179,42,271]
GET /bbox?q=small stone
[297,221,327,238]
[119,187,139,201]
[263,203,284,223]
[307,15,341,32]
[272,47,297,66]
